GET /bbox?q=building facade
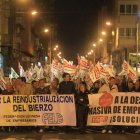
[0,0,56,75]
[0,0,12,74]
[113,0,140,73]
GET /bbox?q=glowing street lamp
[99,38,103,42]
[106,21,111,26]
[59,55,62,59]
[90,50,93,53]
[31,10,37,15]
[93,43,96,47]
[53,45,59,51]
[54,48,57,51]
[101,31,106,36]
[58,52,61,55]
[44,28,49,33]
[88,52,91,55]
[112,31,115,36]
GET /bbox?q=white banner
[0,95,76,126]
[88,92,140,126]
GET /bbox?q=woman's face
[79,85,86,92]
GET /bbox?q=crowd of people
[0,72,140,134]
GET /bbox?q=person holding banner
[2,82,15,95]
[126,81,135,92]
[90,81,100,94]
[50,78,59,95]
[58,73,75,133]
[135,79,140,92]
[31,80,38,94]
[18,77,33,95]
[135,79,140,133]
[99,77,118,134]
[35,78,50,95]
[98,77,118,94]
[75,82,89,134]
[58,73,75,95]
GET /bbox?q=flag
[89,64,101,83]
[0,68,6,90]
[18,62,25,77]
[96,62,115,81]
[9,67,19,79]
[63,58,76,74]
[118,69,126,76]
[78,57,89,79]
[122,60,137,80]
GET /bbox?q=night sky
[54,0,114,61]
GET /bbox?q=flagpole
[136,22,139,72]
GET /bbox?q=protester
[18,77,33,95]
[75,82,89,134]
[34,78,51,133]
[2,82,15,95]
[50,78,59,95]
[0,59,139,135]
[134,79,140,134]
[90,81,100,94]
[58,73,75,94]
[35,78,50,94]
[134,79,140,92]
[98,77,118,134]
[115,75,123,92]
[98,77,118,93]
[126,81,135,92]
[31,80,38,94]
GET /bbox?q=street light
[106,21,111,26]
[90,50,93,53]
[99,38,103,42]
[112,31,115,36]
[58,52,61,55]
[31,10,37,15]
[93,43,96,47]
[53,45,58,51]
[43,28,52,64]
[44,28,49,33]
[54,48,57,51]
[101,31,106,36]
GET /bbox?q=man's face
[39,80,45,87]
[33,82,38,88]
[95,82,99,88]
[128,82,134,89]
[6,83,13,90]
[135,80,140,88]
[12,79,16,85]
[51,80,58,88]
[109,78,115,86]
[64,74,70,81]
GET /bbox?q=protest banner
[0,95,76,126]
[88,92,140,126]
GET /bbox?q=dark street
[0,131,139,140]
